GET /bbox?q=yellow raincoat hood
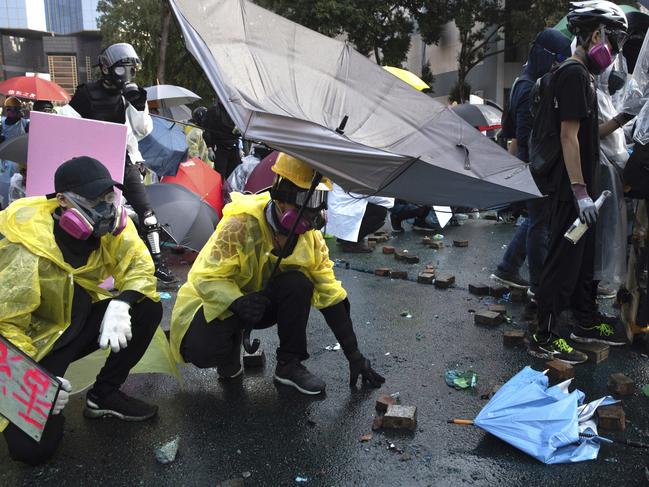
[0,196,159,360]
[170,192,346,363]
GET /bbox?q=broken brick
[417,272,435,284]
[509,288,527,303]
[453,240,469,248]
[383,405,417,431]
[403,255,420,264]
[434,274,455,289]
[503,330,525,347]
[469,283,490,296]
[421,236,432,245]
[608,373,634,396]
[371,415,384,431]
[489,285,509,298]
[243,349,266,368]
[389,270,408,280]
[574,342,609,364]
[546,360,575,382]
[488,304,507,316]
[375,394,397,414]
[425,265,436,272]
[474,310,503,326]
[597,405,626,432]
[374,268,391,277]
[429,241,444,250]
[382,246,396,254]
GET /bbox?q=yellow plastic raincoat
[184,125,210,165]
[0,196,159,360]
[170,192,347,363]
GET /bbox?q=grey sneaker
[274,361,326,395]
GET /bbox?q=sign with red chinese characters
[0,336,61,442]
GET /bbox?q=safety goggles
[540,46,568,64]
[66,191,117,209]
[112,64,137,77]
[602,27,627,55]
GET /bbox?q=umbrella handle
[242,328,260,354]
[448,419,474,425]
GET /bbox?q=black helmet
[192,106,207,126]
[568,1,628,53]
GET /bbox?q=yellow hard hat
[272,153,332,191]
[4,96,22,108]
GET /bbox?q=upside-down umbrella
[145,84,201,107]
[138,116,189,177]
[162,157,224,217]
[145,182,218,251]
[382,66,429,91]
[0,76,70,102]
[170,0,541,208]
[244,150,279,193]
[452,367,617,464]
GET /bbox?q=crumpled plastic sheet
[445,369,477,389]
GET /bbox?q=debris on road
[608,373,634,396]
[372,415,384,430]
[390,270,408,280]
[429,241,444,250]
[417,272,435,284]
[324,343,341,351]
[154,436,180,464]
[400,311,412,319]
[376,394,397,413]
[468,283,490,296]
[453,239,469,248]
[597,405,626,432]
[374,268,391,277]
[546,360,575,382]
[433,234,444,240]
[575,342,610,364]
[474,310,503,326]
[403,254,420,264]
[242,471,252,479]
[243,349,266,367]
[159,292,172,300]
[489,285,509,298]
[383,405,418,431]
[359,433,373,442]
[382,246,395,254]
[488,304,507,316]
[434,274,455,289]
[295,476,308,483]
[445,369,477,389]
[503,330,525,347]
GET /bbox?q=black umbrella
[450,103,503,132]
[145,182,219,251]
[0,134,28,165]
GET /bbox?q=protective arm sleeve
[319,299,360,361]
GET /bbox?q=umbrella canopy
[138,116,189,177]
[145,182,218,251]
[162,156,224,217]
[0,134,28,165]
[244,150,279,193]
[145,84,201,108]
[0,76,70,102]
[382,66,429,91]
[473,367,617,464]
[169,0,541,208]
[554,4,639,38]
[159,104,193,122]
[451,103,503,132]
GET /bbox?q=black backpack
[528,59,588,191]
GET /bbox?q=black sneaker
[571,323,627,346]
[527,335,588,364]
[390,215,404,233]
[412,219,440,232]
[154,259,177,283]
[274,361,326,395]
[84,389,158,421]
[491,269,529,289]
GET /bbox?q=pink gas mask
[587,27,623,75]
[58,192,127,240]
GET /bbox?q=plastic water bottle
[563,190,611,244]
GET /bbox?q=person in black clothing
[68,43,175,283]
[202,101,242,179]
[530,1,632,364]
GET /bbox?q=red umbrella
[0,76,70,102]
[162,157,224,217]
[244,150,279,193]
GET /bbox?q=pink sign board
[26,112,128,197]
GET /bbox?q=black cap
[54,156,124,199]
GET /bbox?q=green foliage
[448,80,470,104]
[97,0,215,103]
[420,61,435,90]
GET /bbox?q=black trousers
[357,204,388,242]
[181,271,314,367]
[536,196,597,337]
[212,147,241,180]
[122,162,153,222]
[3,298,162,466]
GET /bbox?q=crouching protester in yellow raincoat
[0,156,162,465]
[171,153,385,395]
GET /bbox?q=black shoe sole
[83,405,158,421]
[570,333,627,347]
[273,374,325,395]
[527,346,587,365]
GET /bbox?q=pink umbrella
[244,150,279,193]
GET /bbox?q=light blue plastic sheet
[474,366,616,464]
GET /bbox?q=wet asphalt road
[2,218,649,486]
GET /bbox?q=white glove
[98,300,132,353]
[52,377,71,415]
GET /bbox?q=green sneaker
[527,335,588,364]
[570,323,627,346]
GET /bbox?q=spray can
[564,190,611,244]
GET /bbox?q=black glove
[229,292,270,328]
[348,353,385,388]
[123,85,147,111]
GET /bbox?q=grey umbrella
[145,84,200,108]
[0,134,28,165]
[170,0,541,208]
[145,182,218,251]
